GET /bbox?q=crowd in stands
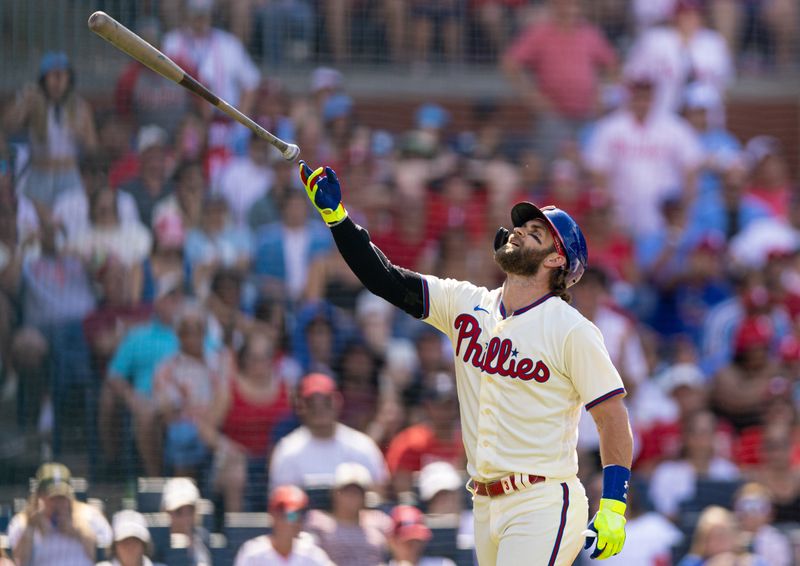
[1,0,800,563]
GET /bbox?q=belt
[472,474,545,497]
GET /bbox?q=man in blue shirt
[99,273,182,476]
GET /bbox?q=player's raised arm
[298,161,426,319]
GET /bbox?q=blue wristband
[602,465,631,504]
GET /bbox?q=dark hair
[550,268,571,303]
[172,159,204,185]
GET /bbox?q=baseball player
[298,162,633,565]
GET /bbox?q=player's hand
[299,161,347,226]
[583,498,626,560]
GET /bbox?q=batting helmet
[494,202,588,288]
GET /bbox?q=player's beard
[494,243,556,276]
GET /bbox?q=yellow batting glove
[583,498,627,560]
[298,161,348,226]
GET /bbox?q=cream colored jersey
[421,276,626,481]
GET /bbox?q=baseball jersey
[421,277,625,481]
[234,534,334,566]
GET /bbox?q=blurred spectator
[632,0,677,31]
[66,187,153,269]
[502,0,617,160]
[196,332,293,511]
[214,135,275,228]
[648,410,740,520]
[161,477,212,566]
[185,195,253,300]
[747,424,800,523]
[711,315,782,430]
[154,302,225,476]
[269,373,389,491]
[119,125,174,227]
[53,153,141,240]
[162,0,259,152]
[408,0,466,68]
[676,505,745,566]
[257,0,314,66]
[254,190,333,303]
[114,18,190,139]
[734,383,800,466]
[336,340,381,433]
[234,485,333,565]
[82,257,152,379]
[303,249,365,312]
[401,327,451,411]
[571,267,647,395]
[385,372,464,495]
[204,269,254,373]
[248,159,297,230]
[98,509,163,566]
[680,82,742,228]
[134,210,187,304]
[305,462,391,566]
[626,0,734,117]
[153,160,207,232]
[472,0,534,60]
[14,212,95,438]
[742,136,794,221]
[633,362,717,472]
[8,463,112,565]
[573,192,639,286]
[738,0,799,72]
[733,482,792,566]
[100,272,182,475]
[2,52,97,207]
[418,461,473,546]
[585,67,703,238]
[386,505,456,566]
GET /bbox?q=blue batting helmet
[508,202,588,288]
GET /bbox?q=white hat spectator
[418,461,462,503]
[162,477,200,511]
[743,135,781,171]
[311,67,343,93]
[137,124,168,153]
[334,462,373,490]
[660,363,705,395]
[112,510,151,543]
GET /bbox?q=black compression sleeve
[329,218,426,319]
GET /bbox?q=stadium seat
[425,514,461,561]
[137,477,169,512]
[223,512,273,557]
[143,512,171,561]
[162,533,194,566]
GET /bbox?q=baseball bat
[87,11,300,162]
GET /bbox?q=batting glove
[299,161,348,226]
[583,498,627,560]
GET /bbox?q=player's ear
[544,253,566,269]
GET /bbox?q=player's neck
[501,274,552,314]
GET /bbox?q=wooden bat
[88,11,300,161]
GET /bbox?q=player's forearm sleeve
[330,217,425,319]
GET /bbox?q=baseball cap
[416,104,449,130]
[154,211,186,248]
[422,372,457,403]
[683,82,721,112]
[35,463,73,497]
[162,477,200,512]
[391,505,432,542]
[660,363,705,395]
[743,136,781,170]
[299,373,337,398]
[418,461,463,503]
[334,462,372,490]
[186,0,214,14]
[623,64,657,88]
[311,67,343,93]
[137,124,168,153]
[112,510,151,543]
[734,316,774,353]
[269,485,309,514]
[39,52,70,76]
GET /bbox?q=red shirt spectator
[221,376,291,456]
[503,5,617,119]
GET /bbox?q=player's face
[494,219,557,276]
